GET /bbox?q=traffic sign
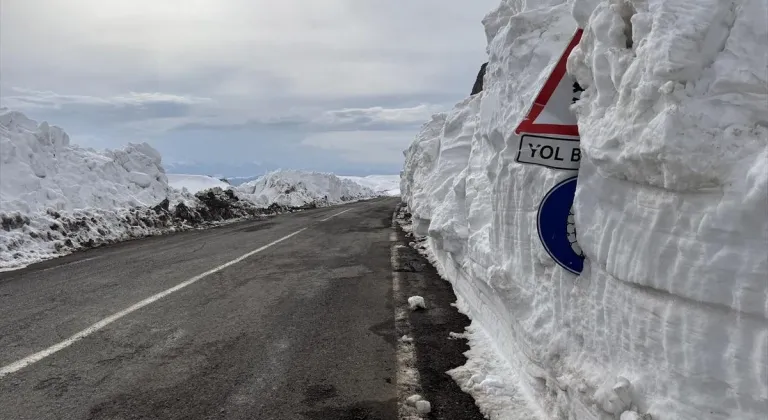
[537,176,584,274]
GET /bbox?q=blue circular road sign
[537,176,584,274]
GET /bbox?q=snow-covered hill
[339,175,400,196]
[400,1,767,420]
[167,174,231,194]
[237,170,376,208]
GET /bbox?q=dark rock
[173,202,196,222]
[0,213,30,231]
[153,198,170,213]
[471,62,488,95]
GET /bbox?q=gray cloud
[169,103,441,133]
[1,87,213,128]
[301,130,413,164]
[4,88,211,109]
[315,105,440,129]
[1,0,497,175]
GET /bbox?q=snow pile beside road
[237,170,377,208]
[0,110,371,269]
[0,109,172,214]
[167,174,231,194]
[400,1,767,420]
[340,175,401,196]
[0,109,182,268]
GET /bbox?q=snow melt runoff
[400,1,767,420]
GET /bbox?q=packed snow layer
[237,170,376,208]
[167,173,232,194]
[340,175,401,196]
[400,1,768,419]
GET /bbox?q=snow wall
[400,1,768,419]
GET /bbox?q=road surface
[0,198,401,420]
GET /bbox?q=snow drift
[400,1,767,419]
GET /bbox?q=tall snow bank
[237,170,376,208]
[0,109,171,214]
[167,173,231,194]
[400,1,767,419]
[0,110,375,269]
[0,109,190,268]
[340,174,402,196]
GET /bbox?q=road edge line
[391,211,425,420]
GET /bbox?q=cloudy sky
[1,0,496,177]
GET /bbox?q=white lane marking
[0,227,307,379]
[39,256,103,273]
[320,209,352,222]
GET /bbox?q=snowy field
[400,1,767,419]
[0,109,383,270]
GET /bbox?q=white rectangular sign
[516,134,580,170]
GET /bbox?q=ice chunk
[406,394,423,406]
[407,296,426,310]
[415,400,431,414]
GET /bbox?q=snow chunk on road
[415,400,431,415]
[405,393,431,414]
[406,394,423,406]
[407,296,426,310]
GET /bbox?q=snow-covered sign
[537,176,584,274]
[515,29,583,171]
[515,29,586,274]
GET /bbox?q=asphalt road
[0,198,401,420]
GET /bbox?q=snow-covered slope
[237,170,377,208]
[400,1,768,420]
[167,174,231,194]
[340,175,401,196]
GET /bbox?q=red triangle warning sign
[515,29,583,137]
